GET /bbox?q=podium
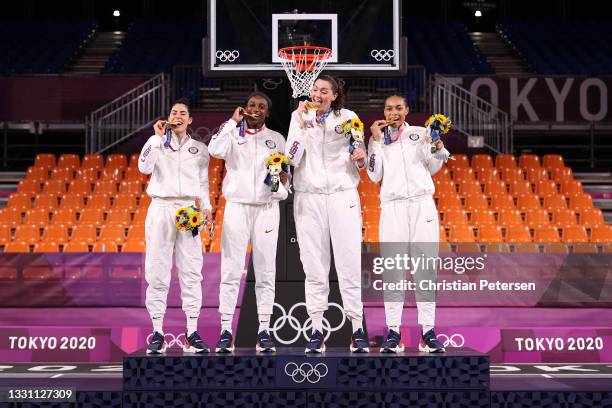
[123,348,490,408]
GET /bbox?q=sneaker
[183,331,210,353]
[215,330,235,353]
[380,329,404,353]
[305,330,325,353]
[419,329,446,353]
[350,328,370,353]
[256,330,276,352]
[146,331,167,354]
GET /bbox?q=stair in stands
[67,31,125,75]
[469,32,531,76]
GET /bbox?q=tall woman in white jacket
[367,95,450,354]
[208,92,288,353]
[286,75,369,353]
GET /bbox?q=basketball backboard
[204,0,406,77]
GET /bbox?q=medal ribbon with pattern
[383,123,405,145]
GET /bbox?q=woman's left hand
[351,147,366,167]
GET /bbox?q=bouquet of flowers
[424,114,452,153]
[175,205,204,237]
[264,153,289,193]
[336,118,365,153]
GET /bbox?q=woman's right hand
[231,106,245,123]
[370,120,387,142]
[153,120,166,136]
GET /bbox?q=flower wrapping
[264,153,289,192]
[175,205,203,237]
[424,114,452,153]
[336,118,365,153]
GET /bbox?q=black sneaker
[256,330,276,352]
[183,331,210,353]
[215,330,234,353]
[305,330,325,353]
[146,331,166,354]
[419,329,446,353]
[349,328,370,353]
[380,329,404,353]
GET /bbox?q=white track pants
[218,201,279,316]
[379,197,439,328]
[294,189,364,325]
[145,198,203,320]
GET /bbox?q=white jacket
[208,119,288,204]
[138,133,212,210]
[286,108,363,194]
[367,123,448,204]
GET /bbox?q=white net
[279,46,332,99]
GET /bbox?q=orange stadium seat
[34,242,59,253]
[113,194,138,210]
[60,193,85,210]
[42,225,69,244]
[577,207,604,228]
[524,208,550,228]
[95,180,118,195]
[50,167,75,181]
[100,167,124,182]
[572,243,599,253]
[451,167,475,183]
[464,193,489,212]
[106,208,131,226]
[471,154,493,170]
[439,225,447,242]
[448,154,469,169]
[0,224,11,246]
[52,208,77,227]
[123,239,146,252]
[63,241,90,252]
[476,167,499,183]
[568,193,593,211]
[87,193,111,210]
[543,154,564,170]
[535,180,558,196]
[490,194,515,212]
[516,193,541,212]
[448,225,475,242]
[560,179,583,196]
[483,180,507,196]
[13,225,41,244]
[81,154,104,170]
[518,154,540,170]
[437,193,462,210]
[24,208,51,226]
[504,225,532,243]
[0,208,22,227]
[470,208,496,226]
[139,194,152,208]
[551,208,577,227]
[34,153,56,168]
[4,241,30,253]
[133,208,148,224]
[483,243,511,252]
[590,225,612,243]
[457,179,482,195]
[525,167,549,185]
[495,154,517,170]
[509,180,533,197]
[57,154,80,169]
[7,193,32,211]
[441,208,468,226]
[17,178,43,194]
[543,193,567,211]
[512,242,540,253]
[561,225,588,243]
[498,208,523,228]
[26,166,50,180]
[78,208,105,226]
[128,153,140,168]
[34,193,59,209]
[477,225,503,243]
[70,224,97,244]
[77,166,100,181]
[92,241,119,252]
[124,167,147,182]
[43,179,68,194]
[542,243,569,253]
[434,180,456,195]
[501,167,525,184]
[432,166,450,182]
[69,178,93,195]
[127,225,145,241]
[550,167,573,183]
[120,180,144,195]
[533,225,561,243]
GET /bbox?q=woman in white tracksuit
[286,75,369,353]
[367,95,450,353]
[139,97,213,354]
[208,92,288,353]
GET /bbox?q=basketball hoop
[278,46,332,98]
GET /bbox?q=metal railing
[86,73,169,154]
[429,74,513,154]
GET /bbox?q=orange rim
[278,46,333,62]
